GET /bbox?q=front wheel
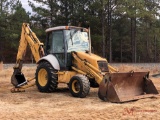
[69,74,90,98]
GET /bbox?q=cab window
[52,31,64,53]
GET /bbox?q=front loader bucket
[11,68,27,87]
[98,72,159,103]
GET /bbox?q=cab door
[46,30,66,70]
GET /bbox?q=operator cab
[45,26,90,70]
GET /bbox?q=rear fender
[37,54,60,70]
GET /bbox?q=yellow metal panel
[73,52,107,73]
[16,23,44,66]
[16,25,28,63]
[58,71,77,83]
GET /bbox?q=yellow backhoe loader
[11,23,159,103]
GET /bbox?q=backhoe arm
[11,23,44,86]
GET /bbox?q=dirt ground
[0,64,160,120]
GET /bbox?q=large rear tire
[69,74,90,98]
[36,61,58,92]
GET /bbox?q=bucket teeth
[10,88,25,93]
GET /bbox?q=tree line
[0,0,160,63]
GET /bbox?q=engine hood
[73,51,108,71]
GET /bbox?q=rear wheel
[69,74,90,98]
[36,61,58,92]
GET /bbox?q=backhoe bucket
[11,68,27,87]
[98,72,159,103]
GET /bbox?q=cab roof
[45,26,85,33]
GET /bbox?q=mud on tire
[36,61,58,92]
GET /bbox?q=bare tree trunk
[108,0,112,62]
[120,39,122,62]
[0,4,2,61]
[0,0,2,14]
[65,1,68,25]
[130,0,137,63]
[102,0,106,58]
[131,17,136,63]
[102,19,105,57]
[134,17,137,63]
[131,18,134,63]
[146,37,149,62]
[154,35,157,62]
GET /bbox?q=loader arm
[72,52,116,84]
[72,52,159,103]
[11,23,44,86]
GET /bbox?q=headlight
[97,61,109,72]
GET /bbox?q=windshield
[64,29,89,52]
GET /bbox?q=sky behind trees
[21,0,31,12]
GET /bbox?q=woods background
[0,0,160,63]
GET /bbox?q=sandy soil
[0,64,160,120]
[0,62,3,71]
